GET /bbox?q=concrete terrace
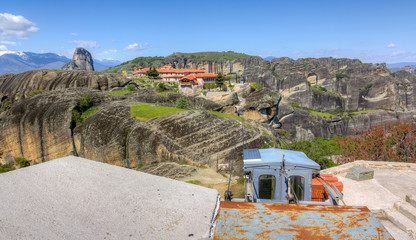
[0,156,219,240]
[322,161,416,240]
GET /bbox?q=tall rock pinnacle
[62,48,94,71]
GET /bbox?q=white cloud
[103,49,117,54]
[123,43,153,51]
[0,13,39,39]
[387,43,396,48]
[0,44,15,56]
[71,33,79,37]
[391,51,406,56]
[71,40,100,48]
[0,40,16,46]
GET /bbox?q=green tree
[176,97,189,109]
[146,67,160,78]
[157,82,166,92]
[126,84,136,91]
[215,72,225,89]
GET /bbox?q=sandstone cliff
[108,52,416,140]
[0,88,271,167]
[62,48,95,71]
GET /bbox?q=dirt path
[178,167,245,199]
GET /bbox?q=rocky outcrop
[62,48,94,71]
[0,70,131,108]
[0,88,271,167]
[0,88,117,163]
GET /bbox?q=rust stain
[220,201,256,209]
[295,226,333,240]
[262,203,371,213]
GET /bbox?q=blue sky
[1,0,415,63]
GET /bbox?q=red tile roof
[179,73,217,81]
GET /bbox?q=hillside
[105,51,255,73]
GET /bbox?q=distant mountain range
[0,52,121,75]
[386,62,416,73]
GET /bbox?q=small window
[289,176,305,201]
[258,175,275,199]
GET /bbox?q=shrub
[15,157,30,168]
[78,94,93,112]
[215,72,225,88]
[2,100,12,111]
[250,83,262,90]
[204,83,217,89]
[337,121,416,163]
[27,90,46,97]
[0,162,15,173]
[72,94,94,126]
[201,90,208,96]
[145,67,160,78]
[157,82,166,92]
[176,97,189,109]
[336,73,349,79]
[285,137,339,169]
[126,84,136,91]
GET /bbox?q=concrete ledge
[322,160,416,175]
[395,201,416,223]
[383,209,416,239]
[407,195,416,208]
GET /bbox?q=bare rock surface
[0,88,270,168]
[0,156,219,239]
[62,47,94,71]
[0,69,130,107]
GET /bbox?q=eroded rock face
[0,88,271,167]
[0,70,130,108]
[62,48,94,71]
[0,88,116,163]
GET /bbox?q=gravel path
[0,156,219,240]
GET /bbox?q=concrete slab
[323,161,416,239]
[0,157,220,240]
[345,165,374,181]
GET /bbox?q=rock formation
[0,70,131,107]
[62,48,94,71]
[109,53,416,140]
[0,88,272,167]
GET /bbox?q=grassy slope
[130,102,188,121]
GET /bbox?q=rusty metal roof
[213,201,393,240]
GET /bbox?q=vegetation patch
[2,100,12,111]
[79,106,101,124]
[130,102,188,121]
[0,162,16,173]
[126,84,136,91]
[291,103,389,119]
[176,97,189,109]
[336,73,349,79]
[71,94,98,126]
[208,111,243,122]
[15,157,30,168]
[26,89,46,97]
[106,90,130,96]
[282,137,339,169]
[186,180,202,185]
[337,121,416,163]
